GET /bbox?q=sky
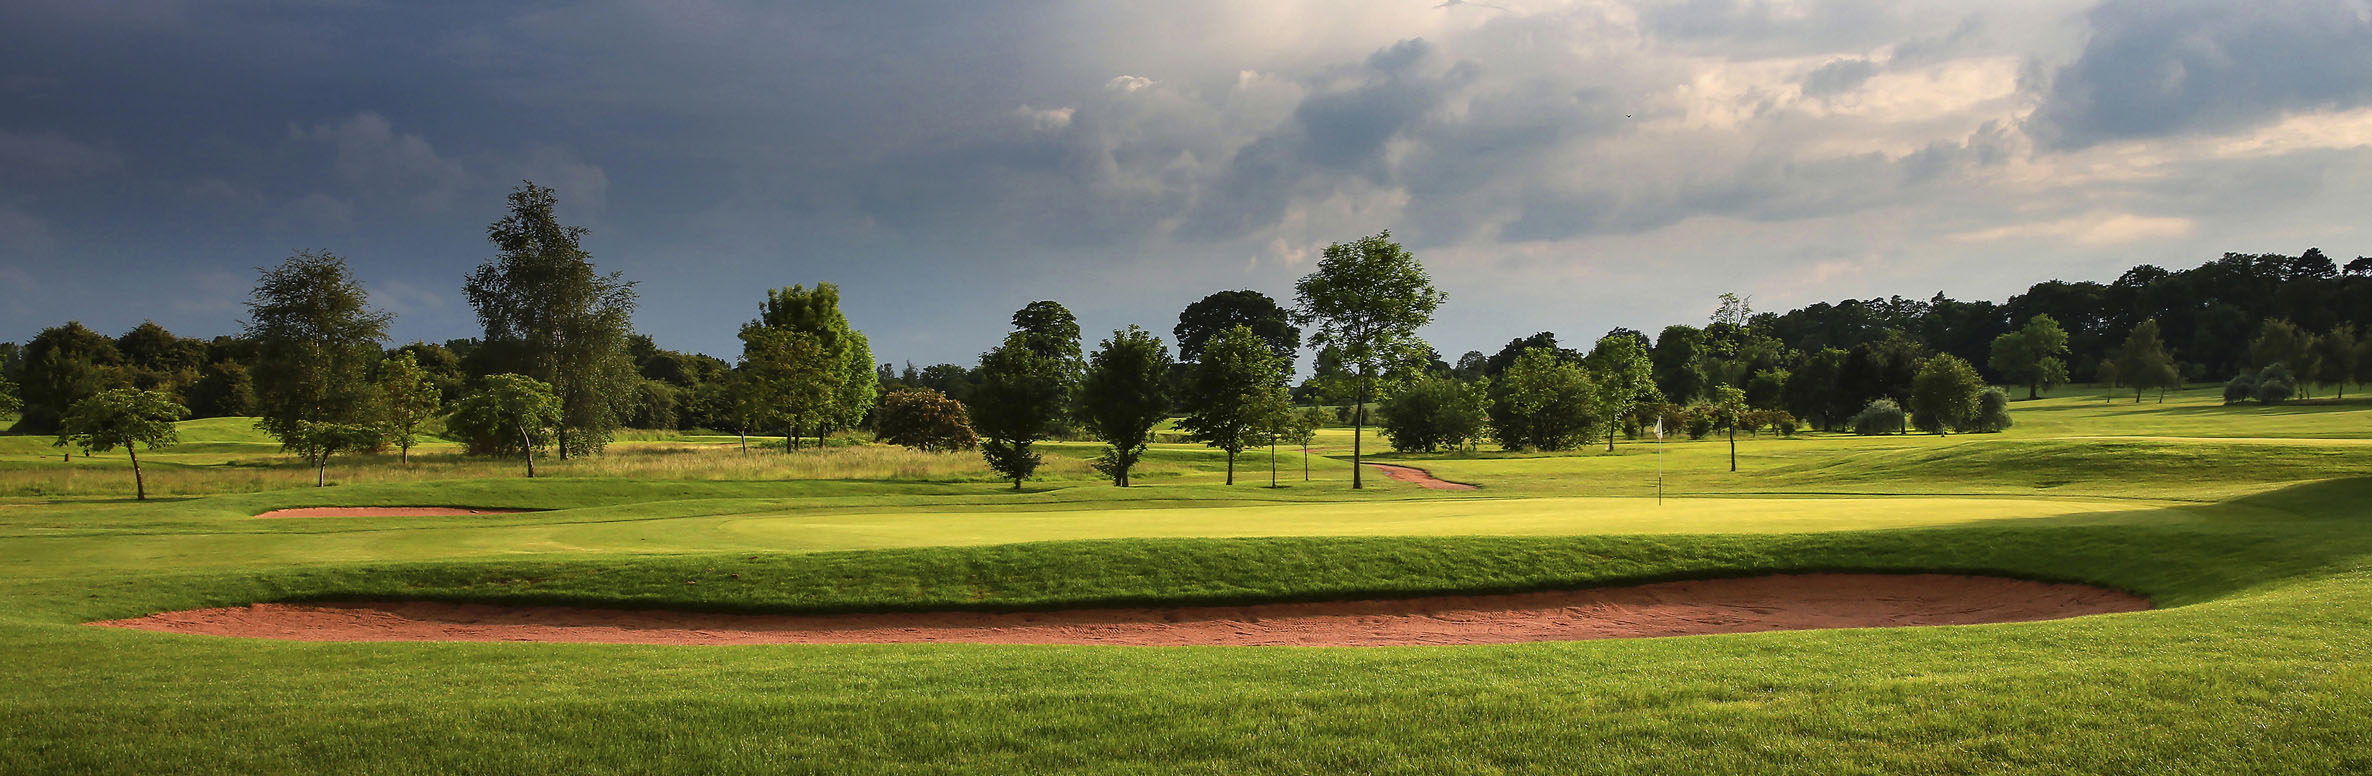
[4,0,2371,368]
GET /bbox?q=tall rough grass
[0,442,1054,498]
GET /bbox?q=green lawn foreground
[0,389,2369,774]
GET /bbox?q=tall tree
[971,334,1068,490]
[1174,290,1302,370]
[753,283,878,440]
[465,181,639,459]
[1292,231,1446,489]
[376,351,441,463]
[55,388,185,500]
[2113,320,2180,403]
[245,251,391,466]
[1079,326,1174,487]
[0,374,18,418]
[1584,333,1658,451]
[1178,325,1290,485]
[1989,314,2073,399]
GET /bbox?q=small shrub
[1683,404,1715,439]
[1771,411,1800,437]
[1850,399,1906,435]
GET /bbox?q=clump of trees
[1178,325,1290,485]
[245,250,393,483]
[1377,374,1486,453]
[465,181,639,459]
[446,374,563,477]
[1851,399,1907,436]
[970,330,1069,489]
[1488,347,1601,452]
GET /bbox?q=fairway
[5,388,2372,773]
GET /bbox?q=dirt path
[92,573,2147,647]
[254,507,541,519]
[1364,463,1478,490]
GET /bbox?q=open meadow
[3,386,2370,773]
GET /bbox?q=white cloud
[1947,213,2196,246]
[290,112,474,210]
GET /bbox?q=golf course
[4,387,2369,773]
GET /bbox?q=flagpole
[1655,417,1664,506]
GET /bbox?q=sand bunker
[92,573,2145,647]
[253,507,541,519]
[1365,463,1478,490]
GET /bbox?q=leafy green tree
[1489,347,1602,452]
[12,321,123,434]
[2222,372,2258,405]
[1376,374,1488,453]
[1785,347,1851,430]
[376,352,441,463]
[1174,290,1301,370]
[446,374,563,477]
[1079,326,1173,487]
[971,334,1068,489]
[1989,314,2073,399]
[0,374,18,418]
[1711,384,1748,471]
[55,388,185,500]
[465,181,639,459]
[1910,354,1986,434]
[1651,325,1710,404]
[1970,387,2014,433]
[2311,324,2358,398]
[691,371,771,454]
[1585,333,1659,451]
[2254,364,2297,403]
[245,251,391,466]
[1179,325,1291,485]
[2114,320,2181,403]
[874,388,979,452]
[1292,231,1446,489]
[1289,403,1327,482]
[738,326,839,451]
[754,283,877,438]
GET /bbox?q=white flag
[1654,417,1664,440]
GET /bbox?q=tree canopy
[971,333,1069,489]
[244,250,391,464]
[1174,290,1301,370]
[55,388,186,500]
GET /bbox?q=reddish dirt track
[91,574,2148,647]
[253,507,540,519]
[1364,463,1478,490]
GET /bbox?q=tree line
[3,190,2363,498]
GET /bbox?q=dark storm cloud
[1799,58,1880,97]
[2031,0,2372,149]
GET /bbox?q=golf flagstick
[1655,416,1664,505]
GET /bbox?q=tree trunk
[1302,441,1310,482]
[1225,450,1236,485]
[1270,439,1278,488]
[557,427,570,461]
[1728,426,1737,472]
[129,446,145,501]
[2028,383,2038,400]
[316,455,327,487]
[400,441,409,464]
[1351,372,1368,490]
[520,422,537,478]
[738,428,749,455]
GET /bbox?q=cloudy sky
[4,0,2370,367]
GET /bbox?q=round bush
[1850,399,1906,435]
[2222,374,2258,405]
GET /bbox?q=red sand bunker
[91,574,2146,647]
[1365,463,1478,490]
[253,507,540,519]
